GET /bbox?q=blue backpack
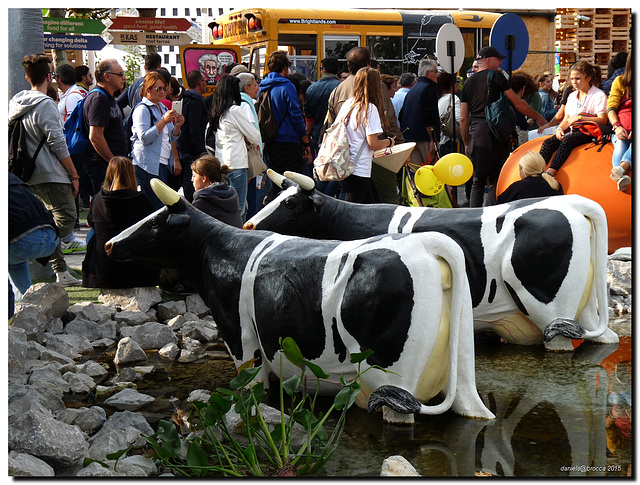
[63,87,107,155]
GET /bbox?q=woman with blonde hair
[82,156,160,288]
[336,67,395,203]
[191,154,243,228]
[497,151,563,203]
[130,70,184,209]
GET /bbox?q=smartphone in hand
[172,100,183,115]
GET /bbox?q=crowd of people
[8,45,631,298]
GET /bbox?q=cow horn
[284,171,315,191]
[151,178,180,206]
[266,169,286,188]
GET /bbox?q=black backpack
[256,88,283,144]
[8,116,46,182]
[123,102,157,157]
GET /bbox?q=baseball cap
[476,46,506,60]
[230,64,250,76]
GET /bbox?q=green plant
[138,337,386,477]
[122,46,144,87]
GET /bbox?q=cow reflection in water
[336,343,617,477]
[106,179,494,424]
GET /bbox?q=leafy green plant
[138,337,386,477]
[122,46,144,87]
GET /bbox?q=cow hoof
[544,336,574,352]
[382,407,415,425]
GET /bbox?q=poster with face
[182,47,238,85]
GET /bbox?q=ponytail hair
[521,151,561,191]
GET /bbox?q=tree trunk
[8,9,44,98]
[50,8,69,68]
[138,8,158,56]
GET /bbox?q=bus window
[278,34,317,80]
[404,36,436,72]
[323,35,360,65]
[367,35,402,75]
[250,46,267,79]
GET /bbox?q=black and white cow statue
[245,170,617,351]
[106,179,494,424]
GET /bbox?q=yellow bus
[207,8,500,80]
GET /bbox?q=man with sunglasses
[82,59,128,195]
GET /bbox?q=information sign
[43,17,106,34]
[108,17,192,32]
[44,34,107,51]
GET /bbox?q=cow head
[243,170,325,236]
[105,179,194,268]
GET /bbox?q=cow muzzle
[243,221,255,230]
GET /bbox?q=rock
[178,337,203,362]
[45,317,65,335]
[8,450,56,477]
[29,365,70,393]
[75,461,118,477]
[56,406,107,435]
[180,321,219,342]
[159,342,179,360]
[95,382,137,400]
[63,371,97,394]
[157,300,187,322]
[68,301,103,322]
[187,389,212,403]
[65,317,116,341]
[128,322,178,350]
[114,310,151,327]
[89,410,154,444]
[77,360,109,381]
[114,337,148,366]
[10,304,48,343]
[608,259,631,292]
[8,396,88,468]
[104,388,155,411]
[609,246,631,261]
[9,384,66,415]
[98,287,163,313]
[380,455,421,477]
[185,293,210,317]
[20,282,69,318]
[8,326,28,380]
[44,333,93,359]
[166,314,185,331]
[40,347,77,369]
[118,454,157,476]
[110,367,139,384]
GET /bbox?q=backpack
[8,116,46,182]
[484,70,517,143]
[573,112,613,152]
[123,102,157,157]
[63,87,107,155]
[256,88,283,144]
[440,95,461,139]
[313,114,366,182]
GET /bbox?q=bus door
[249,45,268,79]
[323,35,360,74]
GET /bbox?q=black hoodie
[82,188,160,288]
[192,183,243,228]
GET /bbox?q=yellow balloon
[414,166,444,196]
[433,153,473,186]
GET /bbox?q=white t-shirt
[337,98,383,178]
[565,85,607,117]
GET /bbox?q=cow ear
[167,213,191,231]
[309,193,324,212]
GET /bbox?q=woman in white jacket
[209,74,261,219]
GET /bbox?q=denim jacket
[131,98,178,175]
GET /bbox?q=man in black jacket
[9,173,59,301]
[399,58,440,166]
[177,70,209,202]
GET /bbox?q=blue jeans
[612,135,632,169]
[9,227,59,298]
[227,168,248,221]
[135,164,170,210]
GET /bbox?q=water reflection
[322,336,632,477]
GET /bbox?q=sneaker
[617,175,631,192]
[56,270,82,287]
[61,234,87,254]
[610,166,625,181]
